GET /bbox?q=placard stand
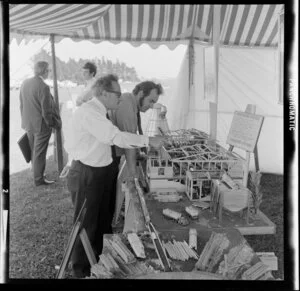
[56,199,97,279]
[227,105,264,187]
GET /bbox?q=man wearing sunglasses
[62,74,164,278]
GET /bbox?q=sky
[9,38,187,82]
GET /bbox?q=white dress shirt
[67,97,149,167]
[76,77,96,106]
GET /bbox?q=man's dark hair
[92,74,119,96]
[132,81,163,98]
[83,62,97,77]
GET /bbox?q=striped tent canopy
[10,4,284,49]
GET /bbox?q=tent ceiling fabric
[10,4,283,48]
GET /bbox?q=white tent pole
[50,34,64,174]
[187,5,199,129]
[210,5,221,141]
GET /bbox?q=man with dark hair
[64,74,164,278]
[108,81,164,229]
[19,61,62,186]
[75,62,97,106]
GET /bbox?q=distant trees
[32,49,141,84]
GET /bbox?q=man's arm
[40,85,61,129]
[83,110,149,149]
[40,85,55,128]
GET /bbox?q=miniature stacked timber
[195,231,272,280]
[189,228,197,250]
[91,235,155,279]
[216,240,255,279]
[127,232,146,259]
[241,261,270,280]
[195,232,230,272]
[153,191,182,202]
[162,240,199,261]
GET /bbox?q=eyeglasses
[106,89,122,98]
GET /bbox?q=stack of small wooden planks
[90,235,154,279]
[195,232,231,272]
[241,261,270,280]
[153,192,182,202]
[162,240,199,261]
[195,231,272,280]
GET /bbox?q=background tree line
[32,49,141,84]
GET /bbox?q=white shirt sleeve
[82,109,149,148]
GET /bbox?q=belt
[74,160,108,169]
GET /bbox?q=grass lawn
[8,156,284,279]
[9,156,74,279]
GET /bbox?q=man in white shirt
[75,62,97,106]
[65,74,164,278]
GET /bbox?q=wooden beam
[50,34,63,174]
[245,105,260,171]
[79,228,97,266]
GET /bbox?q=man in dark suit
[19,61,62,186]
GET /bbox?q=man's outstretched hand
[148,136,166,149]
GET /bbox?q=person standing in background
[19,61,62,186]
[75,62,97,106]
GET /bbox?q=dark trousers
[67,160,112,277]
[107,156,121,232]
[27,129,52,185]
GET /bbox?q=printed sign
[226,111,264,152]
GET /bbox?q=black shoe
[35,179,55,186]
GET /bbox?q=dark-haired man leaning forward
[64,75,164,278]
[108,81,164,229]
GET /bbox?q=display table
[93,182,275,280]
[123,180,275,236]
